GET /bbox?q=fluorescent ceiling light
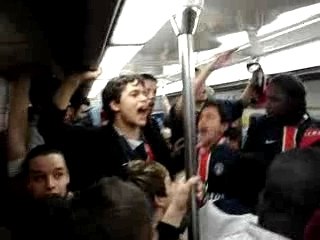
[261,17,320,42]
[194,49,222,65]
[211,3,320,53]
[88,80,109,99]
[160,41,320,95]
[259,3,320,36]
[88,45,143,98]
[161,80,184,96]
[111,0,171,45]
[162,64,181,76]
[216,31,249,50]
[161,62,250,95]
[260,40,320,74]
[206,62,251,86]
[161,50,220,77]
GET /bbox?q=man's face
[111,80,149,127]
[27,153,69,199]
[64,106,75,123]
[266,83,289,119]
[143,79,157,115]
[198,105,228,148]
[75,104,91,121]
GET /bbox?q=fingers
[196,142,203,149]
[81,68,102,81]
[194,179,204,200]
[66,68,102,84]
[220,48,238,57]
[209,48,237,71]
[185,176,204,203]
[216,50,234,62]
[187,176,200,185]
[227,47,239,54]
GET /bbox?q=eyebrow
[129,89,142,94]
[30,167,66,174]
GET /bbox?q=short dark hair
[259,148,320,240]
[225,127,241,141]
[70,96,90,110]
[201,98,231,123]
[269,73,306,117]
[12,195,73,240]
[21,145,65,178]
[101,74,145,122]
[140,73,157,83]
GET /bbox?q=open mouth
[198,128,215,139]
[198,127,209,134]
[137,106,148,115]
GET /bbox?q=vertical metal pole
[178,33,199,240]
[171,4,203,240]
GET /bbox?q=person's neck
[271,113,306,126]
[200,135,224,151]
[201,143,213,152]
[113,117,141,140]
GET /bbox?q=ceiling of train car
[0,0,123,74]
[122,0,320,80]
[0,1,49,72]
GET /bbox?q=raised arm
[173,49,237,117]
[7,76,30,162]
[194,49,237,100]
[53,70,101,110]
[38,69,101,147]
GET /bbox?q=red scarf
[145,143,155,162]
[198,148,211,183]
[282,126,298,152]
[197,137,226,183]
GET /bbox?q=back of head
[258,148,320,240]
[71,177,152,240]
[140,73,157,83]
[11,195,73,240]
[126,160,168,207]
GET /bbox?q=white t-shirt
[199,200,290,240]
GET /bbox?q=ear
[66,173,70,185]
[110,100,120,112]
[154,196,167,209]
